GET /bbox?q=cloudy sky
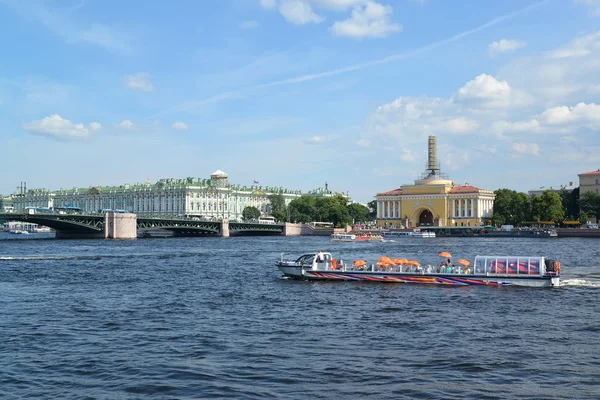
[0,0,599,203]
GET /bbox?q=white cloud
[455,74,512,106]
[240,20,260,29]
[23,114,99,140]
[361,31,600,158]
[512,142,540,156]
[171,122,189,131]
[260,0,400,38]
[488,39,527,56]
[444,117,479,133]
[117,120,135,129]
[400,148,416,161]
[306,135,327,144]
[331,1,401,38]
[541,102,600,125]
[548,31,600,58]
[260,0,277,9]
[125,73,155,92]
[574,0,600,16]
[313,0,367,11]
[279,1,324,25]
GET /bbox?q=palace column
[377,201,381,219]
[463,199,468,217]
[452,199,456,218]
[470,199,474,218]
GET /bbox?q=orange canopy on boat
[439,251,452,258]
[457,259,470,266]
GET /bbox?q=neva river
[1,233,600,399]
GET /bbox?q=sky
[0,0,599,203]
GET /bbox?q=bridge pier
[105,212,137,239]
[220,219,230,237]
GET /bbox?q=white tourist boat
[330,233,356,242]
[383,229,436,238]
[276,253,560,287]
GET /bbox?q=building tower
[427,135,439,177]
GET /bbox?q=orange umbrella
[392,258,403,264]
[457,259,470,267]
[408,260,421,267]
[376,261,387,266]
[353,260,366,267]
[398,258,408,264]
[379,256,392,263]
[439,251,452,258]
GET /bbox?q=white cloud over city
[125,73,155,92]
[259,0,402,38]
[488,39,527,56]
[23,114,101,140]
[361,31,600,170]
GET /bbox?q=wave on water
[0,255,103,261]
[561,279,600,288]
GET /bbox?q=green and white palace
[10,170,317,220]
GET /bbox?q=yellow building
[375,136,495,228]
[578,169,600,195]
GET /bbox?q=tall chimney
[428,136,439,172]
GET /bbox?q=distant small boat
[330,233,356,242]
[355,234,384,242]
[383,229,435,238]
[9,229,29,235]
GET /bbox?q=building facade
[528,182,578,197]
[579,169,600,195]
[375,136,495,228]
[0,195,14,212]
[11,170,303,220]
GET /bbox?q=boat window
[296,254,315,265]
[475,256,542,275]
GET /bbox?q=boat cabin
[294,252,335,270]
[473,256,558,276]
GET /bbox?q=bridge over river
[0,212,289,239]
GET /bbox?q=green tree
[530,195,544,222]
[348,203,370,224]
[578,211,589,225]
[367,200,377,220]
[534,190,564,223]
[580,191,600,222]
[288,196,317,223]
[513,192,531,225]
[268,194,287,222]
[242,206,261,221]
[492,189,519,225]
[560,187,579,219]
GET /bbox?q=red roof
[449,185,481,194]
[377,188,402,196]
[580,169,600,175]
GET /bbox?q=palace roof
[448,185,482,194]
[377,188,403,196]
[579,169,600,175]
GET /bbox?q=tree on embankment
[580,191,600,223]
[268,194,287,222]
[242,206,261,221]
[287,194,358,227]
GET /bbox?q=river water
[1,233,600,399]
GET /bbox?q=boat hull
[277,267,559,287]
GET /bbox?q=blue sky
[0,0,599,203]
